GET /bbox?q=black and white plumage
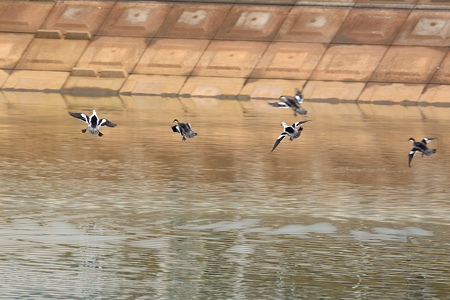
[408,137,437,167]
[172,119,197,141]
[268,90,307,116]
[271,120,310,152]
[68,110,116,137]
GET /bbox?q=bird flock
[68,89,437,168]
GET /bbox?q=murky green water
[0,92,449,299]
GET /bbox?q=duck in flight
[408,137,437,167]
[271,120,310,152]
[68,110,116,137]
[268,90,307,116]
[172,119,197,141]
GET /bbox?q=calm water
[0,92,449,299]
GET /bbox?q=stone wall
[1,0,450,104]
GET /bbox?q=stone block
[179,76,245,98]
[192,40,268,78]
[0,1,54,33]
[358,83,425,103]
[419,84,450,106]
[311,45,387,81]
[65,31,92,40]
[238,79,306,99]
[134,39,209,76]
[303,81,366,101]
[61,76,126,95]
[97,2,171,37]
[2,70,69,92]
[156,3,230,39]
[99,69,128,78]
[333,8,409,45]
[35,30,62,39]
[354,0,417,8]
[416,0,450,9]
[274,7,350,43]
[251,42,326,79]
[75,36,149,73]
[215,5,289,41]
[0,33,34,69]
[40,1,114,34]
[120,75,187,95]
[71,68,97,77]
[393,11,450,46]
[15,38,90,71]
[430,50,450,84]
[371,46,446,83]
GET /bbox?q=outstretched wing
[292,120,310,127]
[422,137,436,144]
[268,102,289,108]
[68,112,89,123]
[99,118,117,128]
[408,149,418,167]
[172,125,180,133]
[271,133,287,152]
[294,90,304,104]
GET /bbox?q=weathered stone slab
[333,8,409,45]
[394,10,450,46]
[430,50,450,84]
[354,0,416,8]
[97,2,171,37]
[274,7,350,43]
[179,76,245,98]
[371,46,446,83]
[75,37,149,73]
[61,76,126,95]
[419,84,450,106]
[0,33,34,69]
[215,5,289,41]
[35,30,62,39]
[238,79,306,99]
[0,69,10,89]
[252,42,326,79]
[311,45,387,81]
[358,83,425,103]
[120,75,187,95]
[65,31,92,40]
[2,70,69,91]
[134,39,209,76]
[192,40,268,78]
[15,39,90,71]
[0,1,54,33]
[40,1,113,34]
[303,81,365,101]
[156,3,230,39]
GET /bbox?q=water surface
[0,92,449,299]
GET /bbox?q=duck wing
[422,137,436,144]
[171,125,180,133]
[268,102,289,108]
[68,112,89,123]
[271,133,287,152]
[294,90,304,104]
[292,120,310,127]
[408,148,420,167]
[99,118,117,128]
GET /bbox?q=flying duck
[172,119,197,141]
[68,110,116,137]
[408,137,437,167]
[268,90,307,116]
[271,120,310,152]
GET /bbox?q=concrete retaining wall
[2,0,450,104]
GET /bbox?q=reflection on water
[0,92,450,298]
